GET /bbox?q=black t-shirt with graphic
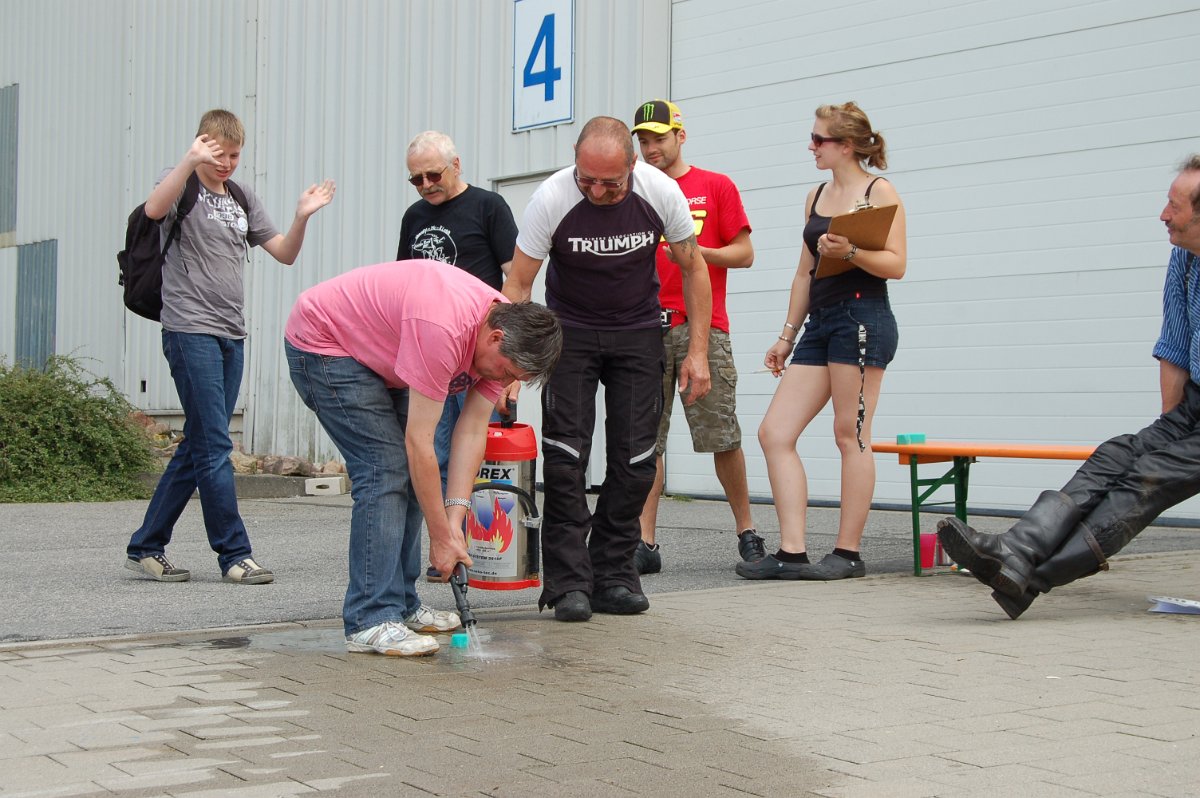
[396,185,518,291]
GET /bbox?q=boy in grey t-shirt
[125,108,335,585]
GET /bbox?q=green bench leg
[906,456,973,575]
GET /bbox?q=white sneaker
[125,554,190,582]
[345,621,439,656]
[222,557,274,584]
[404,605,461,633]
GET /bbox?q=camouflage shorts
[656,324,741,454]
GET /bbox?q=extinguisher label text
[477,466,515,481]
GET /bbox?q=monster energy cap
[631,100,684,134]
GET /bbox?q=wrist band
[444,497,471,509]
[778,335,795,344]
[843,245,858,261]
[783,321,799,332]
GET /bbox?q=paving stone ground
[3,497,1199,796]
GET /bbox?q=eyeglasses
[810,132,844,146]
[408,165,450,187]
[573,168,629,191]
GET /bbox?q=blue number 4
[523,13,562,101]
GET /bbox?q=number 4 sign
[513,0,574,131]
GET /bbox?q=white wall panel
[663,0,1200,520]
[2,0,670,468]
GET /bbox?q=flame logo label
[467,494,515,554]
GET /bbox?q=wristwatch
[843,245,858,261]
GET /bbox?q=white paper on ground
[1147,596,1200,614]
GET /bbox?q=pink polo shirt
[284,260,506,403]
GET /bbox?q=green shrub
[0,355,156,502]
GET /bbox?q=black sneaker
[634,540,662,575]
[737,529,767,562]
[591,585,649,614]
[553,590,592,622]
[795,553,866,580]
[735,553,817,580]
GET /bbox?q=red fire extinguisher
[465,413,541,590]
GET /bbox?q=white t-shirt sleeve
[514,180,557,261]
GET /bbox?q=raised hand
[187,134,223,168]
[296,180,336,218]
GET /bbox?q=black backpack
[117,173,249,321]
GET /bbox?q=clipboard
[814,204,898,279]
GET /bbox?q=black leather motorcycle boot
[936,490,1082,599]
[990,524,1109,620]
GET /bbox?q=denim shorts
[790,296,899,369]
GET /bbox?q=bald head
[576,116,636,165]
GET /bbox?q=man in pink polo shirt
[285,260,561,656]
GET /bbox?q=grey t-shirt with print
[156,170,279,338]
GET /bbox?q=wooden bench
[871,441,1097,575]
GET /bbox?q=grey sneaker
[737,529,767,562]
[125,554,190,582]
[222,557,274,584]
[634,540,661,575]
[404,605,461,633]
[346,621,438,656]
[797,553,866,580]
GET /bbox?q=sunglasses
[408,165,450,187]
[573,168,629,191]
[810,132,844,146]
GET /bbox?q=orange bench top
[872,440,1096,464]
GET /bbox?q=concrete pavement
[3,496,1200,796]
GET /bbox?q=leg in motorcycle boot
[936,490,1082,599]
[991,524,1109,620]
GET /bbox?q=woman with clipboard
[739,102,907,582]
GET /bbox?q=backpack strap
[163,172,202,253]
[167,176,251,252]
[224,179,250,215]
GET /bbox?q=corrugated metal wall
[665,0,1200,516]
[0,0,670,463]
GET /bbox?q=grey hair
[407,130,458,164]
[488,302,562,387]
[1181,154,1200,213]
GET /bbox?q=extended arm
[502,245,543,303]
[1160,359,1190,414]
[407,390,473,579]
[260,181,337,265]
[668,234,712,404]
[143,136,223,220]
[665,227,753,269]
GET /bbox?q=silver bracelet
[444,497,471,509]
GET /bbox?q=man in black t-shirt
[503,117,713,623]
[397,131,519,578]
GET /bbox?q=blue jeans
[127,331,252,573]
[790,296,899,369]
[285,340,422,635]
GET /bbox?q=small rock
[260,455,316,477]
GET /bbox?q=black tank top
[802,177,889,310]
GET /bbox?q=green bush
[0,355,156,502]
